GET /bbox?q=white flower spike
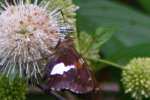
[0,0,78,83]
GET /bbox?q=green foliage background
[75,0,150,65]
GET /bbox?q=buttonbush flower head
[0,0,78,83]
[122,58,150,100]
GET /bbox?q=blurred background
[74,0,150,99]
[19,0,150,99]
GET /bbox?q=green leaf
[138,0,150,13]
[74,0,150,64]
[108,44,150,64]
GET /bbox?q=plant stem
[50,91,66,100]
[87,58,123,69]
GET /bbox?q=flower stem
[87,58,123,69]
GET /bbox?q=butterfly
[38,8,99,94]
[39,39,99,94]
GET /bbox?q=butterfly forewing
[42,46,96,94]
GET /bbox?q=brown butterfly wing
[42,47,96,94]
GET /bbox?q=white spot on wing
[50,62,75,75]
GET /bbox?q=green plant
[0,75,27,100]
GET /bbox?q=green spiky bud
[122,58,150,100]
[0,75,27,100]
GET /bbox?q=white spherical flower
[0,0,77,83]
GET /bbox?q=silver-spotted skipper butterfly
[39,39,99,94]
[39,8,99,94]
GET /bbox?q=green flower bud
[0,75,27,100]
[122,58,150,100]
